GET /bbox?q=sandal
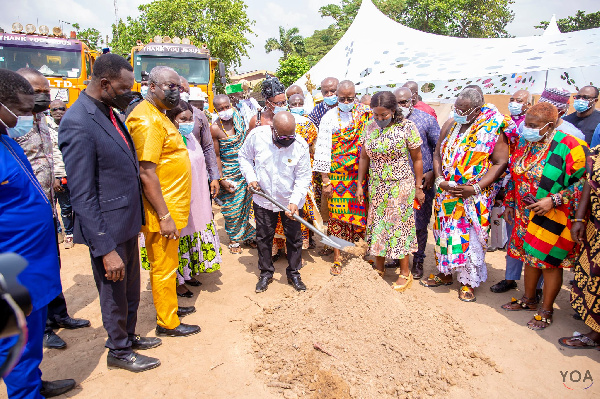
[420,274,453,287]
[558,334,600,349]
[245,239,257,249]
[501,296,538,311]
[392,272,413,292]
[330,261,342,276]
[319,247,334,256]
[458,285,476,302]
[229,243,242,254]
[527,308,553,330]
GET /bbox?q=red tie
[109,110,131,149]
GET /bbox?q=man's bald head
[213,94,231,112]
[286,85,303,99]
[465,84,484,97]
[288,94,304,108]
[273,111,296,137]
[394,87,412,100]
[512,89,532,104]
[320,77,339,97]
[49,99,66,124]
[359,94,371,106]
[403,81,418,95]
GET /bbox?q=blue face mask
[290,107,305,115]
[140,86,149,97]
[508,101,524,116]
[273,106,288,114]
[453,113,468,125]
[178,122,194,136]
[323,95,338,106]
[573,99,592,113]
[521,122,550,142]
[338,102,354,113]
[8,115,35,139]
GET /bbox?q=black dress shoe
[50,316,91,330]
[131,335,162,350]
[411,261,424,280]
[177,306,196,317]
[155,323,201,337]
[287,276,306,291]
[177,288,194,298]
[255,276,273,293]
[40,379,76,397]
[107,352,161,373]
[490,279,518,293]
[185,278,202,287]
[44,331,66,349]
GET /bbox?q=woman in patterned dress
[356,91,425,292]
[501,103,587,330]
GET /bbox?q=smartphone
[522,193,537,206]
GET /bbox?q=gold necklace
[513,130,556,175]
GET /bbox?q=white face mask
[218,108,234,121]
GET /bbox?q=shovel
[249,187,357,253]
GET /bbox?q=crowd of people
[0,50,599,398]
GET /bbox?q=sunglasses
[51,107,66,112]
[272,126,295,140]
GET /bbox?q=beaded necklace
[513,130,556,175]
[219,118,233,138]
[337,107,354,129]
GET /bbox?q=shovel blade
[319,235,355,252]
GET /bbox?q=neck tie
[109,110,131,150]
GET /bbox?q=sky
[1,0,599,74]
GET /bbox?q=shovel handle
[249,187,328,240]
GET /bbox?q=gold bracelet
[159,212,171,221]
[571,219,586,223]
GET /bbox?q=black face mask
[32,93,51,113]
[106,82,134,111]
[162,88,180,110]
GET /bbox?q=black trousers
[90,235,140,359]
[254,203,303,279]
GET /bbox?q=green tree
[304,0,515,65]
[109,0,254,69]
[276,55,310,87]
[535,10,600,33]
[72,23,102,51]
[264,27,305,60]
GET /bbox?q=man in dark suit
[59,54,161,373]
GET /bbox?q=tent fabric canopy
[296,0,600,101]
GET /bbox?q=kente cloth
[314,103,372,229]
[571,144,600,333]
[307,101,335,128]
[505,129,588,269]
[362,120,421,259]
[126,100,191,231]
[216,109,256,242]
[434,105,515,278]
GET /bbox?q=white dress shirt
[238,125,312,211]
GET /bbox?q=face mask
[521,123,550,142]
[140,86,149,97]
[107,82,134,111]
[32,93,51,113]
[162,88,181,110]
[453,113,468,125]
[8,115,35,138]
[180,92,190,102]
[508,102,524,116]
[399,106,412,118]
[218,108,234,121]
[178,122,194,136]
[338,102,354,113]
[323,95,338,106]
[290,107,305,116]
[273,106,288,114]
[573,99,592,113]
[375,117,392,129]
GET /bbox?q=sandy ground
[2,208,598,398]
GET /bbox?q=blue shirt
[0,131,62,312]
[407,108,440,173]
[590,123,600,149]
[307,102,335,128]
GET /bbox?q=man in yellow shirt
[126,66,200,337]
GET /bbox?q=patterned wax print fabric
[571,144,600,333]
[504,129,587,269]
[434,105,516,287]
[126,100,192,231]
[362,120,422,259]
[313,103,372,235]
[215,109,256,243]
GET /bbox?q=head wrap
[261,73,285,100]
[539,87,571,110]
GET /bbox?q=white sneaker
[64,235,74,249]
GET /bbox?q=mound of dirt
[250,258,500,398]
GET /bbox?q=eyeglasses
[338,97,355,104]
[50,107,66,112]
[268,99,288,107]
[397,99,412,106]
[452,105,479,116]
[574,95,598,100]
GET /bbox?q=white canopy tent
[295,0,600,101]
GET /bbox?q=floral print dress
[362,120,422,259]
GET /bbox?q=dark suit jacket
[59,92,144,258]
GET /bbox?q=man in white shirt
[238,112,312,293]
